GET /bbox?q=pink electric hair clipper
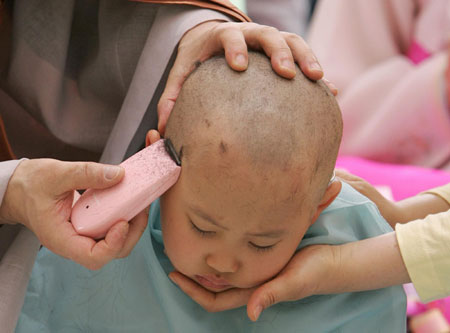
[71,139,181,239]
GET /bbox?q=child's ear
[310,179,342,224]
[145,129,161,147]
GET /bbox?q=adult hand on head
[157,20,338,134]
[0,159,149,270]
[168,244,338,321]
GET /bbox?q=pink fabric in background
[336,156,450,201]
[407,40,432,65]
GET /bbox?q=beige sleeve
[396,208,450,302]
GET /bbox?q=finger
[335,169,362,182]
[169,272,219,310]
[145,130,161,147]
[117,209,149,258]
[55,161,124,193]
[157,53,196,135]
[47,220,128,270]
[241,24,296,79]
[158,21,221,134]
[169,271,253,312]
[88,221,130,265]
[322,78,338,96]
[215,24,248,71]
[157,100,174,136]
[281,31,323,81]
[247,276,295,321]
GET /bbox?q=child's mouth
[195,275,233,290]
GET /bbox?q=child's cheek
[162,217,202,276]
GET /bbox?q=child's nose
[205,253,239,273]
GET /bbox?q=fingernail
[310,61,322,72]
[234,53,247,68]
[281,59,295,73]
[104,166,121,180]
[323,78,338,95]
[253,305,263,321]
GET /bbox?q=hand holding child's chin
[168,271,257,313]
[168,245,339,322]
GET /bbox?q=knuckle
[283,32,303,44]
[85,261,103,271]
[212,22,234,36]
[262,291,277,308]
[260,25,280,36]
[79,162,95,180]
[277,46,294,54]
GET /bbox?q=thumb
[55,161,124,193]
[247,277,290,321]
[157,57,189,135]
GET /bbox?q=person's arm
[0,159,149,270]
[247,207,450,317]
[0,0,335,271]
[157,19,330,133]
[245,181,450,320]
[169,176,450,321]
[0,160,21,210]
[335,170,450,227]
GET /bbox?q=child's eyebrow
[190,206,287,238]
[191,206,229,230]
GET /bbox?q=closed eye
[190,220,215,237]
[249,242,276,253]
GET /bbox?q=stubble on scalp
[165,52,343,208]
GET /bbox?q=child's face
[160,149,315,292]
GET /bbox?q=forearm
[325,209,450,297]
[393,192,450,224]
[324,232,410,294]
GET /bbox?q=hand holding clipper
[71,139,181,239]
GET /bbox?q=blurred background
[232,1,450,331]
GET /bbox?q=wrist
[0,159,30,226]
[327,244,353,294]
[308,244,347,296]
[383,201,404,227]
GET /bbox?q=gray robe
[0,1,232,330]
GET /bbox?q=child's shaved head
[166,52,342,208]
[161,53,343,290]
